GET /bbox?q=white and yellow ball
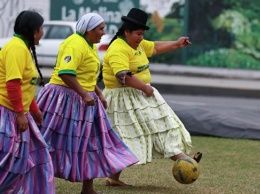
[172,157,200,184]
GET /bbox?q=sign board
[50,0,139,34]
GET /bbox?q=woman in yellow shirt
[102,8,202,186]
[0,10,54,193]
[37,13,138,194]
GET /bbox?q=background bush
[145,0,260,70]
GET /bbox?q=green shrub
[187,48,260,70]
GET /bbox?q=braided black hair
[108,24,125,47]
[14,10,45,86]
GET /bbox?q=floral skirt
[0,105,55,194]
[36,84,139,182]
[103,87,192,164]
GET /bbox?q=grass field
[55,136,260,194]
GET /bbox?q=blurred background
[0,0,259,70]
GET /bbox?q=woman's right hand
[16,111,28,132]
[60,74,96,106]
[143,85,154,97]
[82,92,95,106]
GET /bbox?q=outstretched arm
[153,37,191,56]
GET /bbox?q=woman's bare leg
[171,152,202,163]
[170,152,188,161]
[105,171,131,186]
[108,171,121,180]
[81,179,99,194]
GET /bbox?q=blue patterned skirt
[36,84,139,182]
[0,105,55,194]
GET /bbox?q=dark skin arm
[120,37,191,97]
[153,37,191,55]
[16,111,28,132]
[124,75,154,97]
[6,79,28,132]
[30,110,43,126]
[95,85,108,109]
[60,74,95,106]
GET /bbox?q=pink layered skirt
[37,84,139,182]
[0,105,55,194]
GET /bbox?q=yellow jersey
[0,35,38,112]
[50,33,100,91]
[102,37,154,88]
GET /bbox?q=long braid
[29,36,44,86]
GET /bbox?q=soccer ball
[172,156,200,184]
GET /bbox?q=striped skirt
[103,87,192,165]
[0,105,55,194]
[36,84,139,182]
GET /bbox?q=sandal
[105,177,132,186]
[193,152,202,163]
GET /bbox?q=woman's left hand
[30,110,43,126]
[98,93,108,110]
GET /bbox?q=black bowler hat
[121,8,150,30]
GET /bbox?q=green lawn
[55,136,260,194]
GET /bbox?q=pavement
[40,63,260,98]
[149,64,260,98]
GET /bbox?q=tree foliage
[186,0,260,69]
[145,0,260,69]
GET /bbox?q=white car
[0,20,112,67]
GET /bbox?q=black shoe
[193,152,202,163]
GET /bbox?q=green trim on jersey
[58,69,76,76]
[13,33,29,47]
[76,32,93,49]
